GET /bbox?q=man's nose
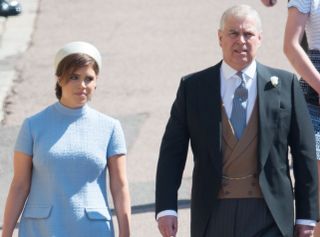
[238,34,246,43]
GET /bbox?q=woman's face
[59,64,97,108]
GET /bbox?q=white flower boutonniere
[270,76,279,87]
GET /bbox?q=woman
[283,0,320,235]
[1,41,131,237]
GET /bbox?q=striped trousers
[205,198,284,237]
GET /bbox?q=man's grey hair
[219,4,262,32]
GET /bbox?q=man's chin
[229,60,250,70]
[238,58,251,66]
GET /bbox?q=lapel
[256,62,280,168]
[198,62,223,172]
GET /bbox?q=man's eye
[229,32,238,38]
[69,75,79,80]
[244,32,254,38]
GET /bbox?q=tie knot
[236,71,243,78]
[236,71,246,85]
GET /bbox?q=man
[155,4,318,237]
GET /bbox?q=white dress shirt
[220,60,257,123]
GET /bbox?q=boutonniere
[270,76,279,87]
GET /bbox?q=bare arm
[1,152,32,237]
[108,155,131,237]
[284,7,320,94]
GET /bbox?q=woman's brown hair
[55,53,99,99]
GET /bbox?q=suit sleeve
[155,78,190,215]
[289,75,319,221]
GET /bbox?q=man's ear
[218,30,223,46]
[258,32,263,48]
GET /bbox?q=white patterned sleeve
[288,0,312,13]
[106,120,127,158]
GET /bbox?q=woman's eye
[69,75,79,81]
[85,77,94,83]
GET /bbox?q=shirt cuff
[156,210,178,220]
[296,219,317,226]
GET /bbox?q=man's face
[218,15,262,71]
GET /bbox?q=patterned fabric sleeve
[288,0,311,13]
[106,120,127,158]
[14,118,33,157]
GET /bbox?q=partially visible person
[156,4,319,237]
[284,0,320,235]
[260,0,309,51]
[0,0,21,17]
[1,41,131,237]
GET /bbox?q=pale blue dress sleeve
[14,118,33,157]
[106,120,127,158]
[288,0,311,13]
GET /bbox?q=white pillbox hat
[54,41,102,71]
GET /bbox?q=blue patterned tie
[230,71,248,139]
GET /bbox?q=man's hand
[260,0,277,7]
[157,216,178,237]
[294,224,315,237]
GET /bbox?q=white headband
[54,41,102,71]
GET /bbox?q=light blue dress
[15,102,127,237]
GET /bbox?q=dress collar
[54,101,88,116]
